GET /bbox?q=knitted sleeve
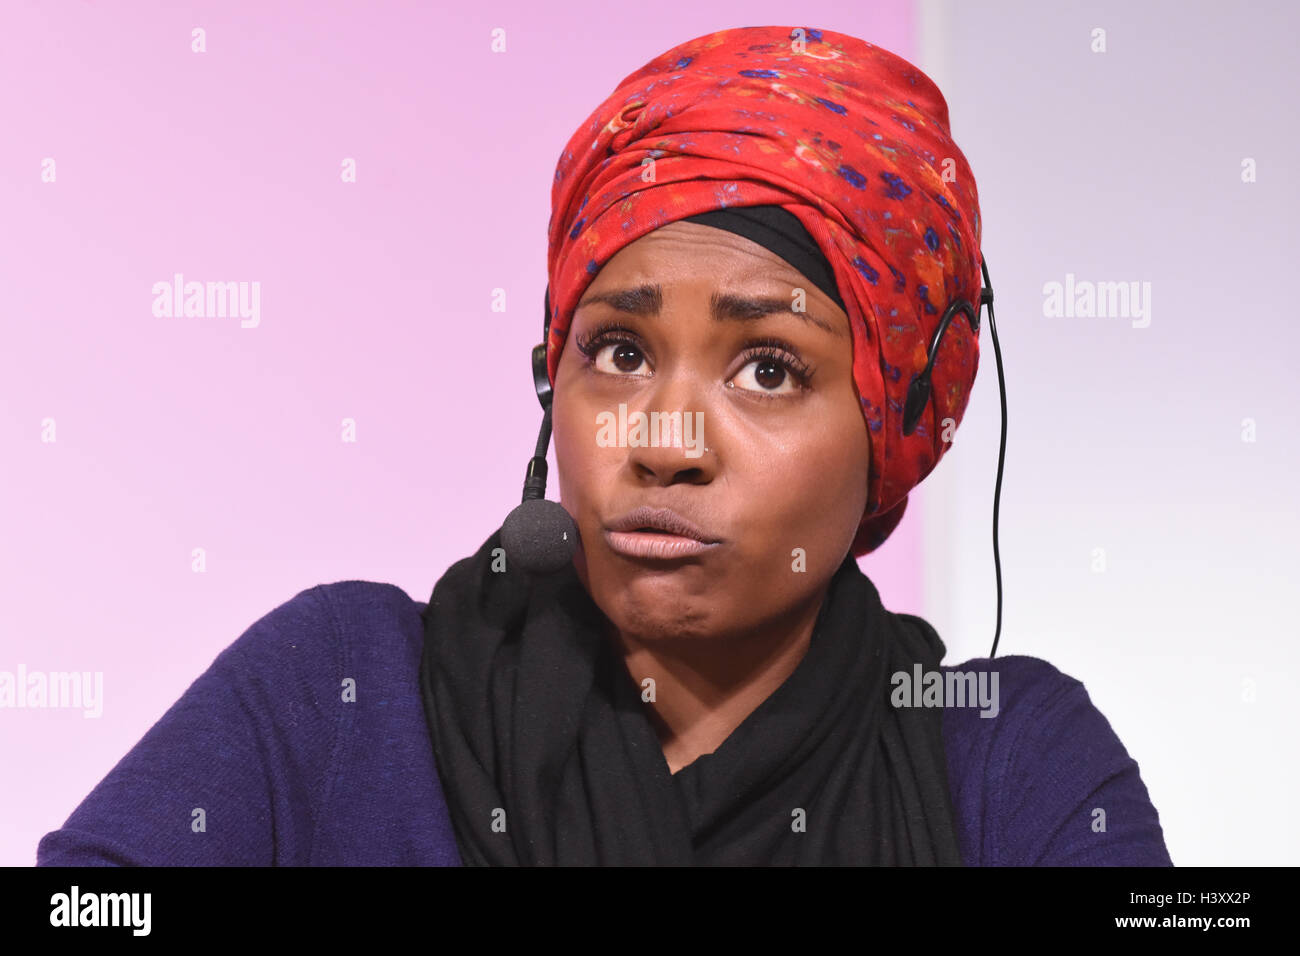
[943,655,1173,866]
[35,586,344,866]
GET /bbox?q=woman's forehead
[584,229,836,309]
[573,279,850,344]
[606,221,797,268]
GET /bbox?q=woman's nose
[621,369,718,482]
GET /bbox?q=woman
[37,25,1171,866]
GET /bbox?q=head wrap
[681,204,847,313]
[545,25,984,555]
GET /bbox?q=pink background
[5,0,1297,866]
[0,0,917,867]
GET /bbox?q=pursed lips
[603,506,722,560]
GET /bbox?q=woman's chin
[595,580,724,641]
[607,610,721,644]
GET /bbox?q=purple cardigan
[36,581,1173,866]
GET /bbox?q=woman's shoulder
[247,579,423,646]
[36,579,433,866]
[175,579,424,707]
[938,654,1173,866]
[938,653,1079,715]
[221,579,429,678]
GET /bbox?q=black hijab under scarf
[417,206,963,866]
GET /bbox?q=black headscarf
[418,526,963,865]
[681,205,847,314]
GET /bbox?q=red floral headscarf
[545,25,984,555]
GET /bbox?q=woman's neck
[607,584,830,774]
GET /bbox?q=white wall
[916,0,1299,865]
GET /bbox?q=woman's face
[551,220,871,644]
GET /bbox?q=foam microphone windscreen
[500,498,579,573]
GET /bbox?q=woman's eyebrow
[578,283,844,338]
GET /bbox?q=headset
[502,255,1007,660]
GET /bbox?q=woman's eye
[593,341,649,375]
[579,331,807,395]
[731,357,798,395]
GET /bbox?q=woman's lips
[603,529,720,560]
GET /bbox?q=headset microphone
[500,288,580,574]
[902,256,1006,659]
